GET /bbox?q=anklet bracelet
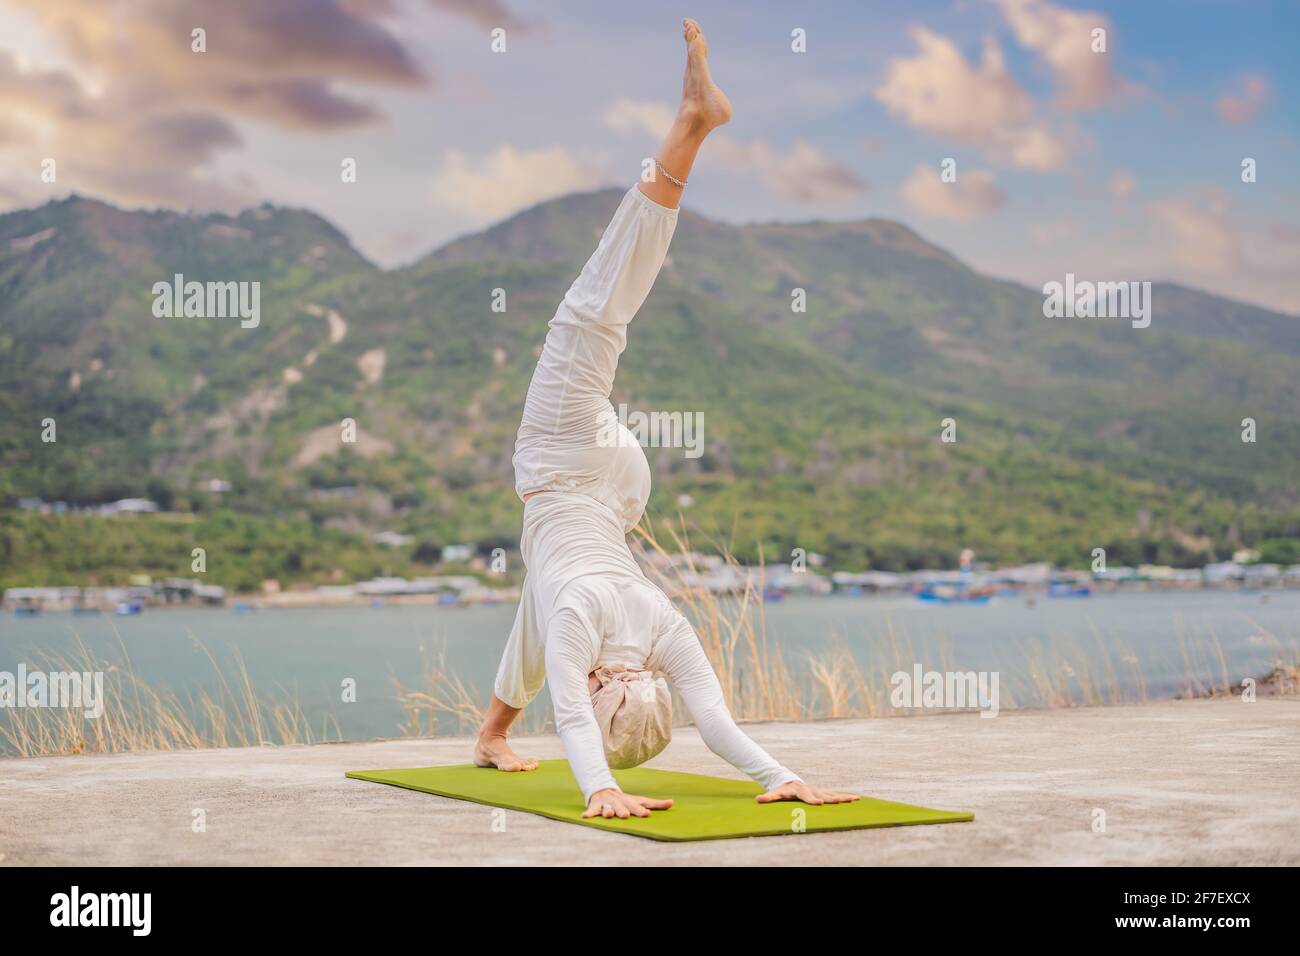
[655,159,687,188]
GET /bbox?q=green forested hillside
[0,190,1296,588]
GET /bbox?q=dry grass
[0,633,339,757]
[389,650,539,737]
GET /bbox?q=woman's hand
[756,779,860,805]
[582,788,674,819]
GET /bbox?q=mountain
[0,190,1297,587]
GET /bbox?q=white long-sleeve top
[493,187,800,802]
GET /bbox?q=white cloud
[1141,187,1298,312]
[431,145,600,217]
[876,29,1031,142]
[604,98,675,139]
[712,138,866,205]
[1007,126,1070,172]
[1217,74,1269,126]
[994,0,1118,110]
[1148,191,1241,274]
[901,164,1004,222]
[874,27,1067,171]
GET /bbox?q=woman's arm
[656,620,860,806]
[544,608,617,801]
[545,609,673,818]
[654,619,800,790]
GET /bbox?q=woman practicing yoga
[475,19,859,820]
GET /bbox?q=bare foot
[679,18,731,132]
[474,733,538,772]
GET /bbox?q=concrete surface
[2,697,1297,866]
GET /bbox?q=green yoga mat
[346,759,973,842]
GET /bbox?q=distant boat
[1048,581,1093,598]
[232,601,256,613]
[762,588,786,603]
[14,604,41,618]
[71,605,103,616]
[113,601,144,616]
[916,590,992,606]
[916,583,996,605]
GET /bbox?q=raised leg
[638,18,731,210]
[512,17,731,463]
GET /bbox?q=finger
[616,805,631,819]
[602,805,615,818]
[755,789,790,803]
[631,805,650,818]
[581,807,597,818]
[641,798,674,810]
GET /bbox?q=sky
[1,0,1297,312]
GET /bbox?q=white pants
[494,187,798,802]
